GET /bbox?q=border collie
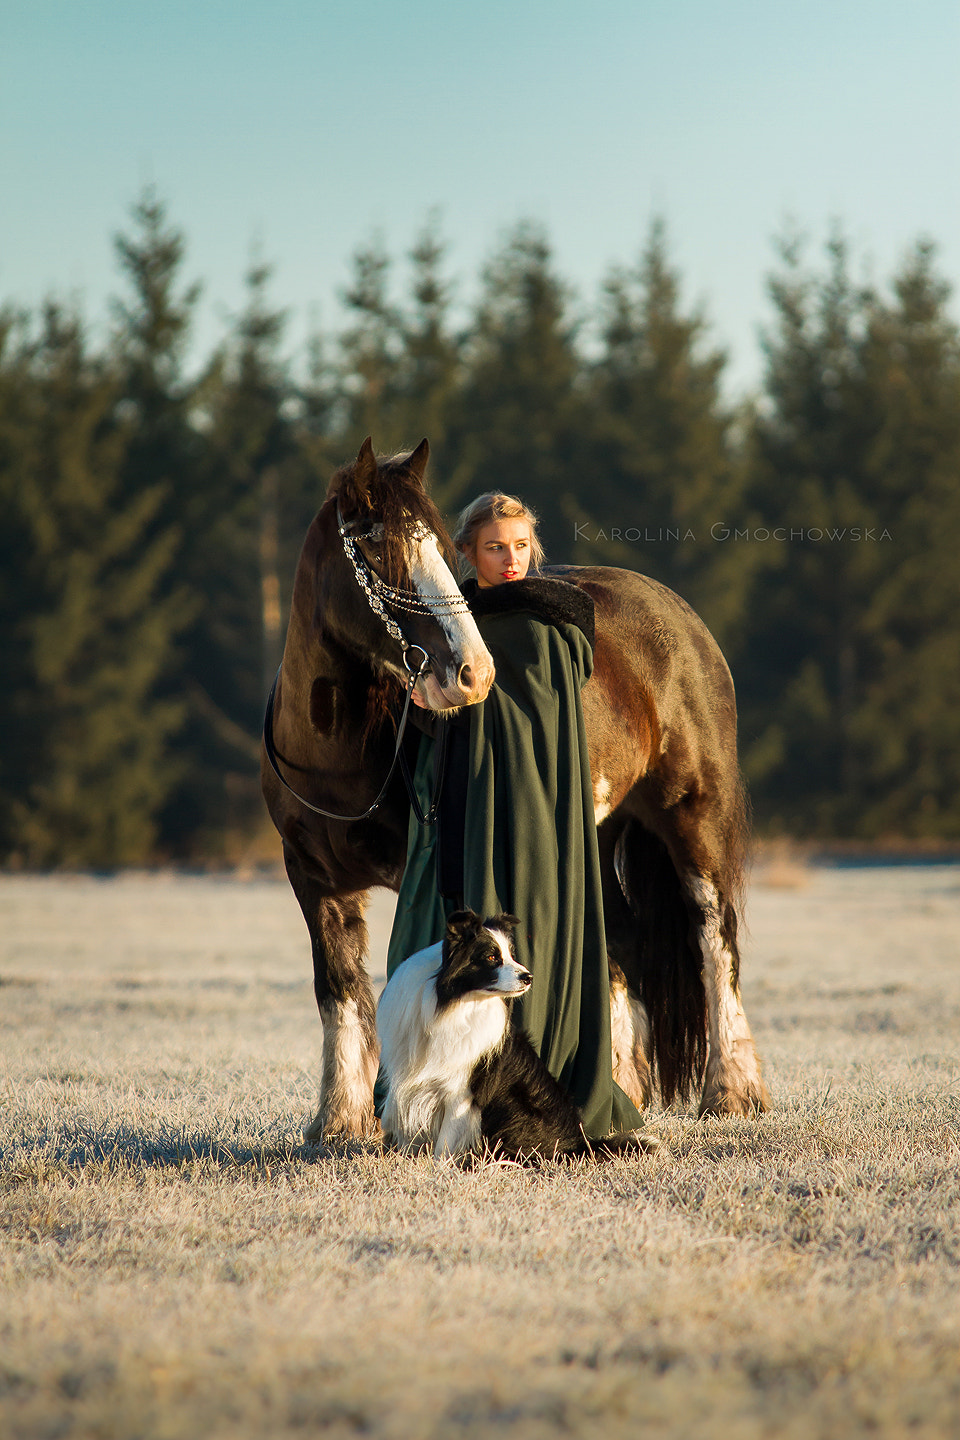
[377,909,655,1161]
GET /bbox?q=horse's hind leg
[601,815,705,1108]
[684,874,769,1118]
[598,822,654,1109]
[606,811,767,1115]
[284,848,380,1141]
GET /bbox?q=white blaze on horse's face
[407,525,495,709]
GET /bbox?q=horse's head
[324,437,494,710]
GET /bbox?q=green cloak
[385,579,643,1139]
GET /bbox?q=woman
[386,493,643,1139]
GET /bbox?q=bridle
[262,502,465,825]
[336,506,472,647]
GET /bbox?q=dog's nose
[518,968,532,988]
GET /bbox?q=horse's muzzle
[419,651,495,710]
[453,659,495,702]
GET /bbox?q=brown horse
[262,438,768,1141]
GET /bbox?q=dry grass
[2,866,959,1439]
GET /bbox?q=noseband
[261,503,462,825]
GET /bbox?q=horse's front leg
[685,876,769,1117]
[288,868,380,1142]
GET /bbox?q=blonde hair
[453,492,545,576]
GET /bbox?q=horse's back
[545,565,739,809]
[547,563,734,694]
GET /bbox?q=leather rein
[261,507,454,825]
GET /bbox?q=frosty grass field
[1,861,959,1439]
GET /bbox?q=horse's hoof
[303,1107,380,1144]
[697,1075,770,1118]
[303,1110,325,1144]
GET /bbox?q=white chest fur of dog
[377,915,529,1157]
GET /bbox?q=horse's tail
[611,818,708,1106]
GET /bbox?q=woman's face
[471,517,533,588]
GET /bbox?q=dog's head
[435,909,532,1007]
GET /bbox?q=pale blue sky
[3,0,958,396]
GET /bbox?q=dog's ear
[445,909,482,945]
[487,912,520,937]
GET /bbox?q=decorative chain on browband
[338,515,471,649]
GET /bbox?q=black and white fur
[377,910,654,1161]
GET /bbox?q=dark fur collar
[461,576,594,648]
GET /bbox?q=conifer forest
[3,191,959,867]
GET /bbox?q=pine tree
[336,236,404,448]
[0,308,44,837]
[182,259,298,844]
[393,214,461,497]
[446,223,583,560]
[849,241,960,835]
[741,232,883,829]
[334,216,461,501]
[581,220,754,649]
[0,303,187,866]
[109,188,208,847]
[741,231,960,836]
[111,187,202,512]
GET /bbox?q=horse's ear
[407,438,430,484]
[354,436,377,496]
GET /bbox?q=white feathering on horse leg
[305,997,379,1141]
[686,876,769,1117]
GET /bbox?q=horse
[261,437,768,1142]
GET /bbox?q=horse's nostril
[458,663,474,691]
